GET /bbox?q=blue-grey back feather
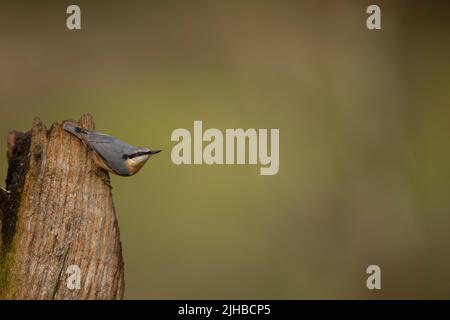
[63,122,136,175]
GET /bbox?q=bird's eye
[129,152,142,158]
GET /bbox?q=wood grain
[0,114,124,299]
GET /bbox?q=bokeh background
[1,0,450,299]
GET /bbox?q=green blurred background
[1,1,450,299]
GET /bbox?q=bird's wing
[63,122,133,173]
[84,133,117,144]
[83,133,130,162]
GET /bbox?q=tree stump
[0,114,124,299]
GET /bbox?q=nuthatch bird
[63,122,161,177]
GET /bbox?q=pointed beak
[149,150,162,155]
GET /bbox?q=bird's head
[125,148,161,176]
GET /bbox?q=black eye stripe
[124,151,150,159]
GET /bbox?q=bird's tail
[63,122,90,140]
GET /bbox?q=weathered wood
[0,114,124,299]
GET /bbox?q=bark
[0,114,124,299]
